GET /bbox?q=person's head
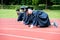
[26,7,33,15]
[27,9,33,14]
[20,9,24,13]
[20,5,28,12]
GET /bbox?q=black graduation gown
[32,10,51,27]
[17,12,24,21]
[23,13,33,25]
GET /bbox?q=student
[24,8,51,28]
[23,7,34,26]
[17,5,28,21]
[27,9,58,28]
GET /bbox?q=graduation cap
[24,6,33,12]
[20,5,28,9]
[20,5,28,12]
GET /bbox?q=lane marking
[0,28,60,34]
[0,33,45,40]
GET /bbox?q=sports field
[0,9,60,40]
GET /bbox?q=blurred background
[0,0,60,10]
[0,0,60,18]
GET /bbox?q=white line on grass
[0,33,45,40]
[0,28,60,34]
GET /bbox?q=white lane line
[0,33,45,40]
[0,28,60,34]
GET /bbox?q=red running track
[0,18,60,40]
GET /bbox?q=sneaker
[51,22,58,28]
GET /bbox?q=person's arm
[17,12,24,21]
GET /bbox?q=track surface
[0,18,60,40]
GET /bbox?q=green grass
[43,10,60,19]
[0,9,17,18]
[0,9,60,18]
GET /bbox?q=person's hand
[30,24,34,28]
[21,21,24,23]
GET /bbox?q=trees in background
[0,0,60,9]
[0,0,60,5]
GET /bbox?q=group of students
[16,5,58,28]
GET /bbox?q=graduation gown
[23,13,33,25]
[17,12,24,21]
[32,10,51,27]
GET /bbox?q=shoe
[52,22,58,28]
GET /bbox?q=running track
[0,18,60,40]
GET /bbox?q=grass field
[44,10,60,19]
[0,9,60,18]
[0,9,17,18]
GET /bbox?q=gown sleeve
[23,13,33,25]
[17,12,24,21]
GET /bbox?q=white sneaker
[51,22,58,28]
[30,25,33,28]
